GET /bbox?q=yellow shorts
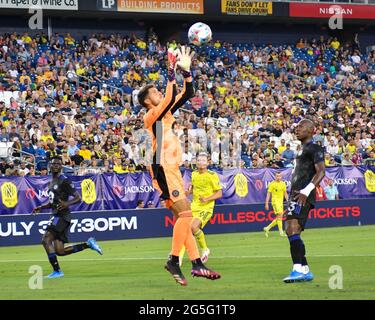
[272,202,284,215]
[192,209,213,228]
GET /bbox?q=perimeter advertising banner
[1,199,374,246]
[289,3,375,20]
[221,0,272,16]
[0,167,374,215]
[106,0,205,14]
[0,0,79,10]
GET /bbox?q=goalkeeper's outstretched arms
[140,46,195,128]
[170,46,195,114]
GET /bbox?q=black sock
[192,258,204,267]
[48,253,60,272]
[288,234,303,265]
[72,243,88,253]
[169,255,179,264]
[301,241,308,266]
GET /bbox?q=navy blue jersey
[48,175,76,221]
[291,142,325,205]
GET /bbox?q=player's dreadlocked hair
[138,84,155,109]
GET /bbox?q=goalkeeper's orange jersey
[143,80,194,166]
[143,80,194,207]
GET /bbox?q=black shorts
[46,216,71,244]
[285,201,314,231]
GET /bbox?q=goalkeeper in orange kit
[138,46,221,286]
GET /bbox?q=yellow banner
[365,170,375,193]
[118,0,204,14]
[81,179,97,205]
[1,182,18,208]
[234,173,249,198]
[222,0,272,15]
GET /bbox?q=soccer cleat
[283,270,305,283]
[201,248,210,264]
[87,237,103,255]
[46,270,64,279]
[303,271,314,282]
[263,227,269,238]
[165,260,187,286]
[191,265,221,280]
[280,231,287,237]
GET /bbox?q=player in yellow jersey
[180,153,223,265]
[264,172,288,237]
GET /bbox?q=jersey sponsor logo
[234,173,248,197]
[81,179,97,204]
[364,170,375,192]
[1,182,18,208]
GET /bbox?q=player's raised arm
[170,46,195,114]
[140,48,179,127]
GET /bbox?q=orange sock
[171,216,190,256]
[184,229,200,261]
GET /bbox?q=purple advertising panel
[0,199,373,247]
[0,167,373,215]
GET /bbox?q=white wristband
[300,183,315,197]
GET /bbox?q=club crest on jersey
[53,185,58,190]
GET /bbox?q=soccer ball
[188,22,212,46]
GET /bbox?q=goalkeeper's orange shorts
[150,164,186,209]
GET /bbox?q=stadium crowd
[0,30,374,176]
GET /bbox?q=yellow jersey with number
[268,180,286,203]
[191,170,222,213]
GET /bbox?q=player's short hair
[197,152,208,159]
[138,84,155,108]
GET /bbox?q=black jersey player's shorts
[46,216,71,243]
[285,201,314,231]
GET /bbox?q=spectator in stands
[71,149,84,167]
[0,31,373,176]
[281,143,295,166]
[324,179,339,201]
[147,201,155,208]
[0,159,9,174]
[136,200,144,209]
[0,127,9,142]
[342,153,354,166]
[9,126,22,142]
[316,184,328,201]
[39,166,48,176]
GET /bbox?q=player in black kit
[283,119,325,283]
[32,157,103,279]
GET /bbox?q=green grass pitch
[0,225,374,300]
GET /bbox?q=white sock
[302,265,310,274]
[293,264,302,273]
